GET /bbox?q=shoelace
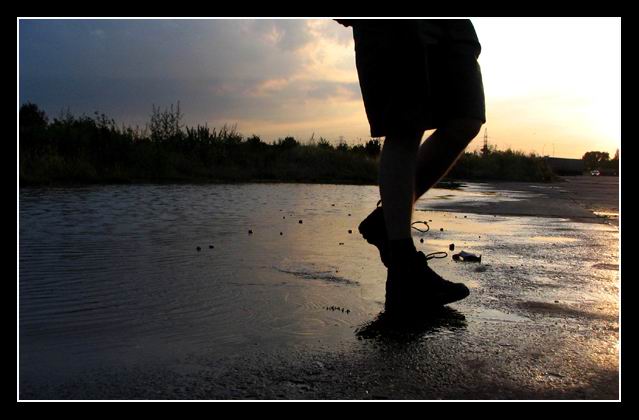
[425,251,448,260]
[376,201,448,260]
[411,220,430,233]
[412,221,448,260]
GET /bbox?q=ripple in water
[19,184,380,376]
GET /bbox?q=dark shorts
[353,20,486,137]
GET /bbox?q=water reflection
[355,306,467,343]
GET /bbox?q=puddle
[20,182,620,399]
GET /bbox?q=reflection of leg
[414,118,483,200]
[378,129,422,240]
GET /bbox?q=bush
[18,102,558,185]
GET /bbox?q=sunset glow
[19,17,621,158]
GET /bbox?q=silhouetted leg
[379,129,423,240]
[414,118,483,200]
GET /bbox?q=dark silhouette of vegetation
[19,103,380,185]
[448,148,556,182]
[582,150,619,175]
[19,102,557,186]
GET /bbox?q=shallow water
[19,184,385,377]
[19,182,620,398]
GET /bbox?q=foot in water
[358,205,470,313]
[385,250,470,314]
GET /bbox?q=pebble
[209,245,214,249]
[299,220,303,224]
[348,230,352,234]
[196,246,201,251]
[248,230,253,234]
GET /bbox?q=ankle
[387,238,416,268]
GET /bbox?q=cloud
[19,19,363,140]
[90,29,106,39]
[248,19,314,51]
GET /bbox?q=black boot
[385,247,470,314]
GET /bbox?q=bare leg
[414,118,483,200]
[378,129,423,240]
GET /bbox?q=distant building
[544,157,584,175]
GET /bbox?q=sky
[18,18,621,159]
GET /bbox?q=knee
[383,128,424,150]
[439,119,483,146]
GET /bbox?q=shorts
[353,20,486,137]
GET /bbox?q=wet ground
[19,177,619,400]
